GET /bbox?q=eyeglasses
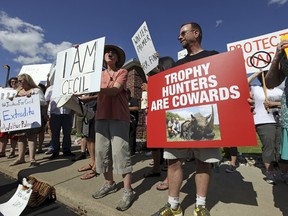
[178,29,195,38]
[18,79,24,83]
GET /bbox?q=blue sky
[0,0,287,86]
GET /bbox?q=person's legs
[37,126,45,153]
[129,119,137,156]
[93,120,117,198]
[87,138,95,164]
[17,136,27,161]
[229,147,238,166]
[257,124,280,184]
[61,114,73,153]
[167,159,183,209]
[27,133,38,165]
[193,148,221,216]
[225,147,238,173]
[73,138,87,161]
[8,138,17,158]
[153,148,194,215]
[46,119,52,140]
[109,120,135,211]
[95,120,114,182]
[257,124,277,170]
[144,149,161,177]
[195,159,211,199]
[50,114,61,154]
[0,135,8,157]
[10,135,27,166]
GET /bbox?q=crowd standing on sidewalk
[1,22,288,216]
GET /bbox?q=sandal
[9,159,26,166]
[78,163,93,172]
[156,182,169,191]
[143,170,161,178]
[80,170,99,180]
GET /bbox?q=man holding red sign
[153,22,221,216]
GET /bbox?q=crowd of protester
[0,21,288,216]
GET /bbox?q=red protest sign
[146,49,257,148]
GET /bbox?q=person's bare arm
[100,82,123,96]
[247,71,262,84]
[265,40,288,88]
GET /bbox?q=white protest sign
[227,28,288,73]
[132,21,159,75]
[52,37,105,98]
[19,63,52,85]
[0,184,32,216]
[141,91,148,110]
[177,49,188,60]
[0,94,41,132]
[0,87,17,100]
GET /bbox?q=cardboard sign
[52,37,105,98]
[19,63,52,85]
[0,94,41,132]
[132,21,159,74]
[140,91,148,109]
[0,184,32,216]
[227,28,288,73]
[177,49,188,60]
[146,49,257,148]
[281,34,288,58]
[0,87,17,100]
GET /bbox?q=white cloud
[0,11,72,65]
[215,19,223,28]
[268,0,288,5]
[13,55,46,65]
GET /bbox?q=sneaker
[194,205,211,216]
[92,182,117,199]
[265,171,275,184]
[49,153,59,160]
[225,165,236,173]
[45,149,53,155]
[116,189,136,211]
[152,203,183,216]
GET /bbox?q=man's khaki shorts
[164,148,221,163]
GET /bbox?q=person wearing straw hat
[248,70,282,184]
[92,44,135,211]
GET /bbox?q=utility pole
[3,65,10,87]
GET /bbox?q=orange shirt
[96,69,130,122]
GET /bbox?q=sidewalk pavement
[0,135,288,216]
